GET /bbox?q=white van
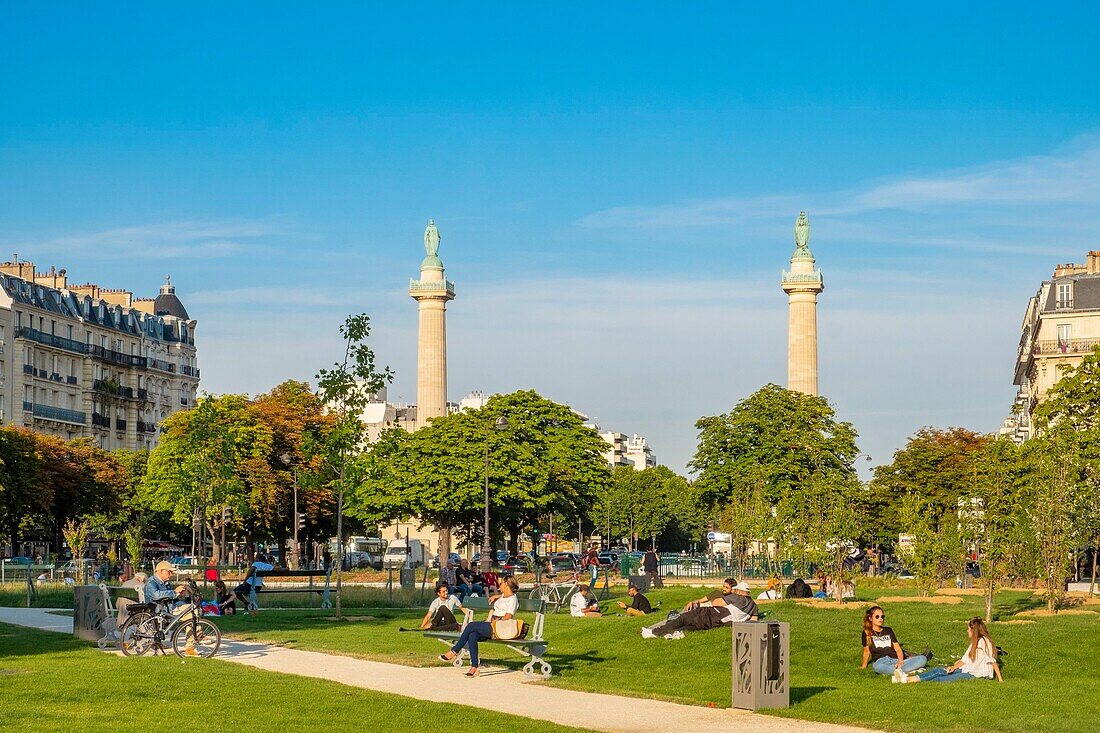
[382,539,426,569]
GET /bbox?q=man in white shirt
[421,583,464,630]
[569,585,602,617]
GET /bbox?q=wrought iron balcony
[66,375,78,385]
[91,412,111,428]
[14,327,86,355]
[148,358,176,373]
[31,404,87,425]
[1033,338,1100,355]
[115,419,127,431]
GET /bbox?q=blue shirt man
[145,561,186,604]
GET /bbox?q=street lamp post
[482,416,508,574]
[280,453,299,570]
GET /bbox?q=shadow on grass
[479,648,607,675]
[994,594,1045,619]
[790,686,835,704]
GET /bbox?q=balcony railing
[137,420,158,433]
[66,375,78,385]
[1055,300,1074,310]
[1033,338,1100,355]
[181,365,200,378]
[148,358,176,373]
[22,364,33,375]
[115,419,127,431]
[137,388,148,400]
[87,344,146,368]
[14,327,86,355]
[22,401,32,412]
[31,404,87,425]
[91,412,111,428]
[93,379,136,399]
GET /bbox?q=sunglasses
[872,613,885,619]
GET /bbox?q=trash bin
[627,574,649,593]
[73,585,108,642]
[732,621,789,710]
[399,568,416,589]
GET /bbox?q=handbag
[491,618,525,640]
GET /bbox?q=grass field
[212,585,1100,733]
[0,622,589,733]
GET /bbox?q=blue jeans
[589,565,599,589]
[872,654,928,675]
[450,620,493,667]
[917,666,974,683]
[455,583,483,601]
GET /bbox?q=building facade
[1007,251,1100,441]
[598,430,657,470]
[0,259,198,450]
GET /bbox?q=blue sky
[2,4,1099,473]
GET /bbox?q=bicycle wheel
[119,613,156,657]
[172,618,221,658]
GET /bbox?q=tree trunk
[984,571,995,623]
[1090,548,1098,598]
[438,527,452,570]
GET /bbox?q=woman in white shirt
[900,617,1003,683]
[437,575,519,677]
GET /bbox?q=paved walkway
[0,608,876,733]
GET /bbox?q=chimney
[1088,251,1100,275]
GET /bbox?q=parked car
[57,559,96,578]
[495,550,509,565]
[502,556,535,574]
[166,556,203,575]
[548,555,577,574]
[597,552,618,567]
[5,556,32,565]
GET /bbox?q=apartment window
[1057,324,1072,350]
[23,385,32,404]
[1057,282,1073,309]
[67,324,73,340]
[15,312,22,328]
[50,320,56,335]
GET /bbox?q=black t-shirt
[862,626,900,661]
[642,552,659,572]
[629,593,653,614]
[455,567,476,585]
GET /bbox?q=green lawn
[0,623,591,733]
[214,586,1100,733]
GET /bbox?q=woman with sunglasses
[898,617,1002,683]
[860,605,929,680]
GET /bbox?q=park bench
[423,596,552,679]
[246,568,333,611]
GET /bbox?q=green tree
[869,427,992,545]
[591,465,689,551]
[896,494,964,596]
[780,474,866,598]
[0,428,47,554]
[691,384,859,508]
[350,390,609,561]
[142,394,273,563]
[312,314,393,619]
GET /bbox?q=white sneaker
[640,626,655,639]
[892,668,905,684]
[665,631,685,640]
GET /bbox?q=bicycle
[530,572,581,613]
[120,579,221,658]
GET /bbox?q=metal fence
[619,554,797,580]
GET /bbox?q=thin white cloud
[579,136,1100,230]
[9,220,279,260]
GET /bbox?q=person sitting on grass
[898,617,1002,684]
[570,584,602,617]
[680,578,734,612]
[420,582,465,631]
[215,580,236,615]
[642,579,758,639]
[437,575,520,677]
[616,584,653,616]
[757,577,783,600]
[860,605,931,678]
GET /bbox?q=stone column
[409,220,455,430]
[780,212,824,396]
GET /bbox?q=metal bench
[423,596,551,679]
[246,569,333,610]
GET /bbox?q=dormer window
[1057,282,1073,309]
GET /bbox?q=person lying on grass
[420,582,464,631]
[681,578,735,612]
[642,579,758,639]
[616,584,653,616]
[570,584,602,617]
[860,605,931,678]
[898,617,1002,684]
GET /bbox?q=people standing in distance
[642,547,662,589]
[860,605,930,679]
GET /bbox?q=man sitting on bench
[641,578,758,639]
[420,582,464,631]
[234,554,274,611]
